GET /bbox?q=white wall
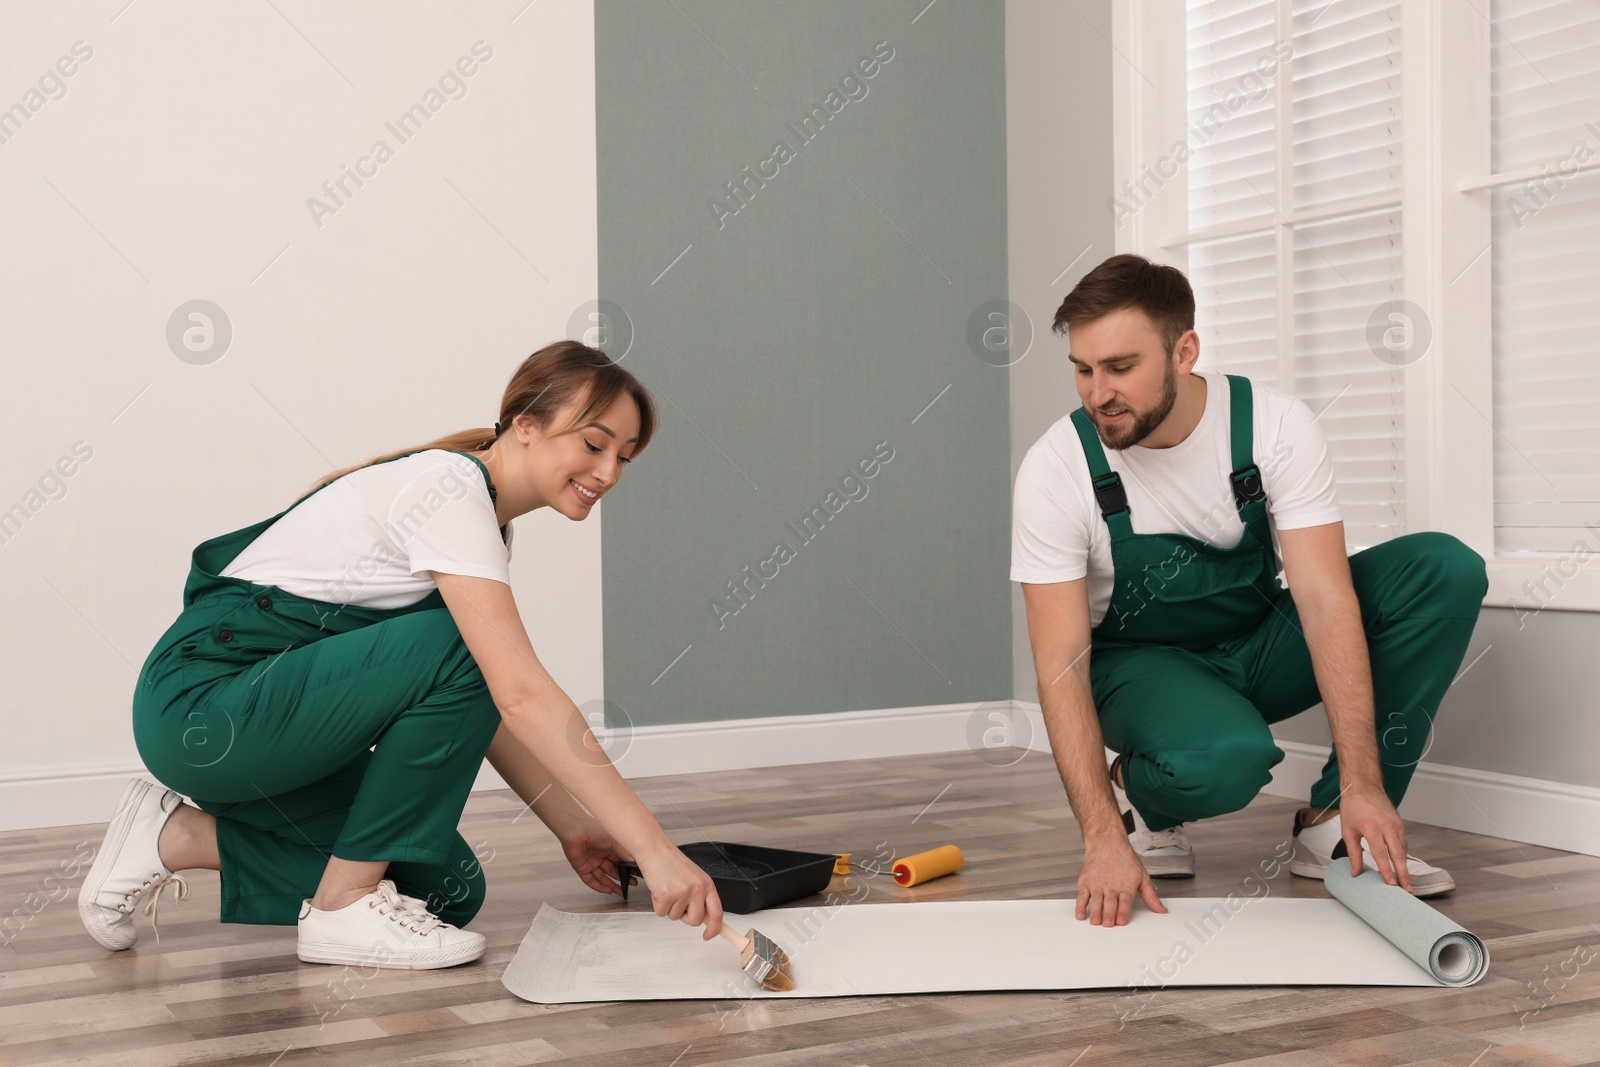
[0,0,603,830]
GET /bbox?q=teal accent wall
[597,0,1010,726]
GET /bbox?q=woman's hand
[559,820,636,897]
[635,842,724,940]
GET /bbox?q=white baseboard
[1262,739,1600,858]
[597,700,1002,780]
[470,700,1009,791]
[0,762,156,834]
[12,704,1598,859]
[2,702,1003,832]
[1014,702,1599,859]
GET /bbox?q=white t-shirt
[1010,372,1342,626]
[221,450,514,609]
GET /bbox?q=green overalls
[1075,376,1488,832]
[133,451,506,925]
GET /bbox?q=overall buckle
[1092,472,1130,517]
[1231,464,1266,507]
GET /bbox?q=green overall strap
[1225,374,1275,555]
[449,450,507,542]
[449,451,498,502]
[1069,407,1135,540]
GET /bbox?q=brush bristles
[760,944,794,992]
[742,929,795,993]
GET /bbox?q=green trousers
[1093,532,1488,832]
[134,599,501,926]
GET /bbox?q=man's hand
[559,819,635,897]
[1333,787,1412,892]
[1076,842,1169,926]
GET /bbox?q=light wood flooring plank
[2,749,1597,1066]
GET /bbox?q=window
[1113,0,1600,610]
[1486,0,1600,557]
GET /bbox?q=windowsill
[1485,557,1600,615]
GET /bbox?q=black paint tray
[616,841,838,913]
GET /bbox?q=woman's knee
[408,609,498,722]
[407,609,475,670]
[435,873,486,927]
[416,857,487,927]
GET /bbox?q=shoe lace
[130,872,190,942]
[1141,827,1186,850]
[368,880,443,936]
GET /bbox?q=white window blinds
[1184,0,1405,549]
[1490,0,1600,554]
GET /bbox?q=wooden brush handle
[718,925,750,952]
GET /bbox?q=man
[1011,254,1487,928]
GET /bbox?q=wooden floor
[3,749,1598,1066]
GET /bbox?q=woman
[79,341,722,969]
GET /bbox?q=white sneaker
[1290,811,1455,897]
[79,778,191,950]
[297,879,486,970]
[1111,757,1194,878]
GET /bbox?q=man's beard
[1093,357,1179,451]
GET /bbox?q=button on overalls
[133,451,505,925]
[1074,376,1488,832]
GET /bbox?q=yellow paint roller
[892,845,964,887]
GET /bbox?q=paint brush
[718,925,794,992]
